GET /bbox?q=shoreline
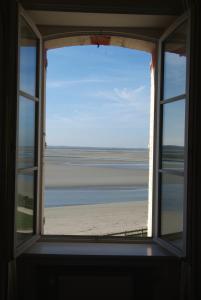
[45,184,147,190]
[45,199,148,209]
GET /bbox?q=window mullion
[19,90,39,102]
[17,167,38,173]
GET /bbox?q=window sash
[155,14,190,255]
[14,5,43,255]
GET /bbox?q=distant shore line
[45,199,148,209]
[45,184,148,190]
[46,145,149,151]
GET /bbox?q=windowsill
[23,237,178,259]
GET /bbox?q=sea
[44,146,149,208]
[45,186,148,208]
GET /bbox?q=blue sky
[46,45,151,148]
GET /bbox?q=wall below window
[16,242,181,300]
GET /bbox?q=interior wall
[17,253,181,300]
[187,1,201,298]
[20,0,185,15]
[147,51,157,237]
[1,1,18,300]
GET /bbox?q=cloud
[47,78,106,88]
[47,77,137,88]
[94,85,147,108]
[165,52,186,66]
[46,81,150,136]
[113,86,145,104]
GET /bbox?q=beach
[44,201,147,235]
[44,147,149,235]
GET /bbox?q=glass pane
[20,17,37,96]
[17,96,35,168]
[16,173,35,246]
[160,173,183,249]
[162,100,185,170]
[163,22,187,99]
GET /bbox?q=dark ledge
[23,240,178,260]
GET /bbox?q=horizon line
[46,145,149,150]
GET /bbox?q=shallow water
[45,187,148,207]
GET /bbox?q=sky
[46,45,151,148]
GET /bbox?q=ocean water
[45,187,148,208]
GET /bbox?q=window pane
[162,100,185,170]
[20,17,37,96]
[160,173,183,249]
[163,22,187,100]
[17,96,35,169]
[16,173,35,246]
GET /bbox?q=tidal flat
[44,147,149,236]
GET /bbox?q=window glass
[16,173,34,246]
[160,173,183,249]
[162,100,185,170]
[17,96,35,169]
[20,17,37,96]
[163,22,187,100]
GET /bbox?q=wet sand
[44,147,148,188]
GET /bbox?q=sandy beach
[44,201,147,235]
[44,147,149,235]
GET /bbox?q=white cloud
[47,78,107,88]
[94,85,147,108]
[113,86,145,104]
[46,85,150,147]
[165,52,186,66]
[47,76,138,88]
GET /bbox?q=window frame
[14,5,43,257]
[154,13,190,257]
[40,46,154,243]
[39,14,190,256]
[14,5,190,258]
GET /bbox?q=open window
[43,45,151,237]
[14,4,190,257]
[15,6,43,254]
[156,15,189,254]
